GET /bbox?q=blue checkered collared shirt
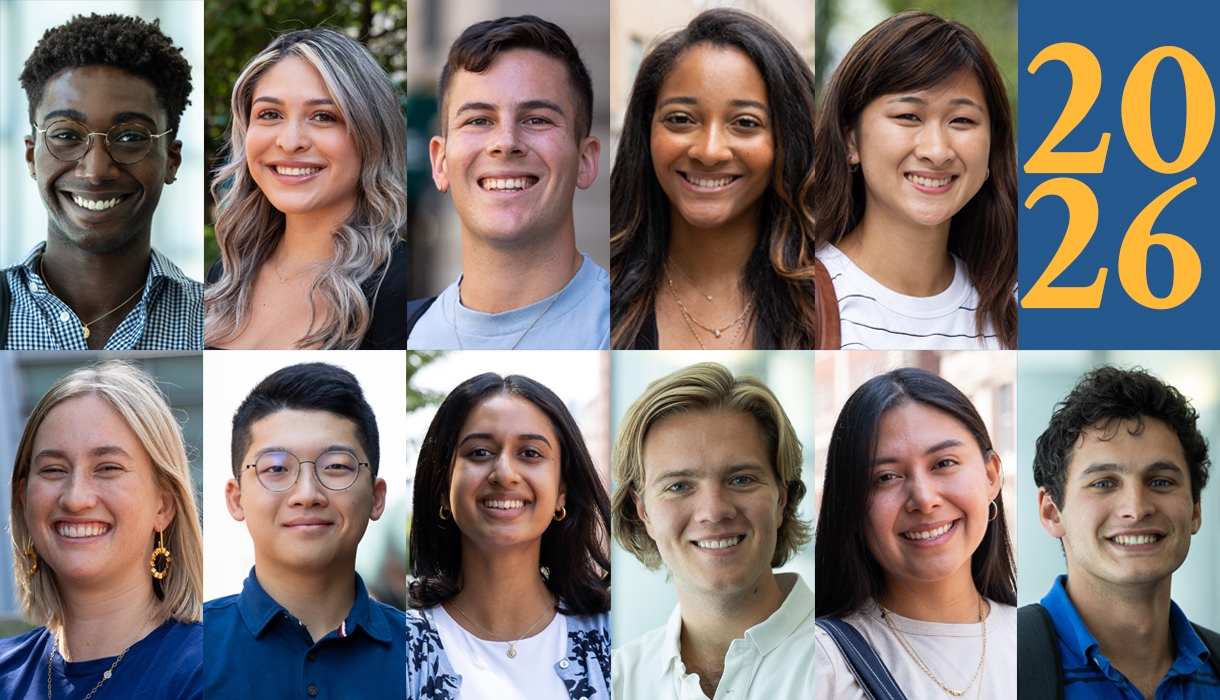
[3,242,203,349]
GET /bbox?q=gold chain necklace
[664,268,751,348]
[451,279,564,350]
[877,598,987,697]
[448,596,556,659]
[48,608,155,700]
[666,257,735,301]
[40,254,144,340]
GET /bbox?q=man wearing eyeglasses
[204,362,405,698]
[5,13,202,349]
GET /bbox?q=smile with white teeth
[71,194,123,211]
[695,536,743,549]
[56,523,110,538]
[480,178,536,192]
[902,521,955,541]
[906,174,954,187]
[274,165,322,176]
[484,499,526,509]
[1110,534,1162,546]
[683,173,736,188]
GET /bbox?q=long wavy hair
[409,374,610,615]
[610,8,820,349]
[815,368,1016,618]
[814,11,1018,348]
[205,28,407,349]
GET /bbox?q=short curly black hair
[20,13,192,136]
[1034,365,1211,508]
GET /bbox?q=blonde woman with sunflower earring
[0,361,203,699]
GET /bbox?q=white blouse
[433,604,571,700]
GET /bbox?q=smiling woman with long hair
[406,373,610,700]
[611,8,824,350]
[814,368,1016,699]
[204,28,407,350]
[814,11,1017,350]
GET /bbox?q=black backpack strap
[1018,604,1064,700]
[406,296,437,339]
[0,271,11,350]
[815,618,908,700]
[1191,622,1220,676]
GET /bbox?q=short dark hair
[437,15,593,140]
[230,363,380,478]
[20,13,193,137]
[409,373,610,616]
[1034,366,1211,508]
[815,368,1015,618]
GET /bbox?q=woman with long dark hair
[815,367,1016,698]
[406,373,610,700]
[814,12,1018,350]
[611,8,824,349]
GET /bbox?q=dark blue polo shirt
[1042,575,1219,699]
[204,568,405,699]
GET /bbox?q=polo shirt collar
[235,567,393,643]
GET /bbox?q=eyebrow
[649,462,768,484]
[252,445,358,459]
[1078,461,1185,478]
[458,433,553,448]
[656,96,770,114]
[41,109,87,125]
[252,96,336,107]
[453,99,566,118]
[33,445,133,462]
[873,439,967,467]
[887,95,985,111]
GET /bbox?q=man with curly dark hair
[1019,366,1220,700]
[3,13,201,350]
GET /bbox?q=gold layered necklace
[877,597,987,697]
[448,596,556,659]
[663,266,751,349]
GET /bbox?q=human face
[865,403,1000,591]
[430,50,599,248]
[25,65,181,253]
[651,45,774,235]
[246,56,362,225]
[22,395,174,591]
[446,394,565,553]
[848,69,990,235]
[225,410,386,576]
[1039,419,1199,593]
[636,411,786,599]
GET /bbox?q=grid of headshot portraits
[0,1,1217,700]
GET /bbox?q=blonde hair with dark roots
[205,27,407,349]
[611,362,810,569]
[9,361,203,628]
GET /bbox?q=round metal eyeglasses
[34,119,172,164]
[244,450,370,492]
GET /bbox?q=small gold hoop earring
[988,500,999,522]
[438,505,451,521]
[553,506,567,522]
[24,540,37,578]
[150,529,172,580]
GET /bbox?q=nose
[688,123,731,165]
[904,471,942,513]
[488,121,527,157]
[74,134,119,184]
[694,483,737,523]
[1116,483,1155,521]
[275,116,312,153]
[488,453,523,487]
[60,469,99,512]
[913,123,955,165]
[287,462,330,508]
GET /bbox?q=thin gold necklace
[48,607,155,700]
[448,596,556,659]
[40,254,144,340]
[877,597,987,697]
[664,267,751,348]
[451,279,563,350]
[666,257,735,301]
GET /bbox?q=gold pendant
[713,329,721,338]
[82,325,90,339]
[507,647,517,659]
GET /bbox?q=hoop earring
[439,505,451,521]
[553,506,567,522]
[24,539,37,578]
[988,500,999,522]
[150,529,172,580]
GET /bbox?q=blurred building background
[1018,351,1220,629]
[407,0,611,300]
[0,352,202,637]
[0,0,205,280]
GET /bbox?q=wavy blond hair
[205,27,407,349]
[9,360,203,628]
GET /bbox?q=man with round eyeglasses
[204,362,405,699]
[4,13,202,349]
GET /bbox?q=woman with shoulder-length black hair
[406,373,610,700]
[814,367,1016,699]
[611,8,826,350]
[814,11,1018,350]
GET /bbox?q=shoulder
[612,621,666,668]
[370,598,407,627]
[204,594,241,613]
[160,622,203,699]
[406,607,441,647]
[0,626,50,671]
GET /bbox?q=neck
[254,560,356,643]
[458,230,582,314]
[57,577,158,662]
[837,210,954,297]
[675,569,786,663]
[41,237,150,321]
[278,214,340,271]
[667,210,758,288]
[449,539,555,637]
[1064,573,1176,682]
[878,564,983,623]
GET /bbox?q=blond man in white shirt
[610,362,815,700]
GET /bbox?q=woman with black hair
[611,8,828,350]
[406,373,609,700]
[814,368,1016,699]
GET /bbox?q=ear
[225,478,246,522]
[576,135,600,190]
[846,127,860,166]
[631,488,655,540]
[430,135,449,193]
[1191,498,1202,535]
[986,451,1003,502]
[155,488,177,532]
[25,135,35,178]
[1038,486,1066,539]
[557,476,567,511]
[165,139,183,184]
[369,477,388,521]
